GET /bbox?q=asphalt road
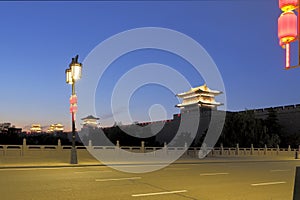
[0,160,299,200]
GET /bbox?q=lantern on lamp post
[278,0,299,69]
[65,55,82,164]
[279,0,298,12]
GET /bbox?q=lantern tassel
[286,42,291,69]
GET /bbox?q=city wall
[251,104,300,135]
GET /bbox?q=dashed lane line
[75,170,112,174]
[95,177,141,182]
[251,181,286,186]
[132,190,187,197]
[200,172,229,176]
[270,169,291,172]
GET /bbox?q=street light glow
[71,63,82,81]
[65,69,73,84]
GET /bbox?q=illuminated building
[81,115,99,128]
[176,84,222,112]
[30,124,42,133]
[47,123,64,133]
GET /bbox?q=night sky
[0,1,299,130]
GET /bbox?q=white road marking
[251,181,286,186]
[200,172,229,176]
[271,162,289,164]
[132,190,187,197]
[0,167,66,171]
[75,170,112,174]
[0,166,107,171]
[270,169,291,172]
[95,177,141,182]
[112,164,165,168]
[163,168,189,171]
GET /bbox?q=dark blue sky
[0,1,299,130]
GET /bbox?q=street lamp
[65,55,82,164]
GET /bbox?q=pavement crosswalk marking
[132,190,187,197]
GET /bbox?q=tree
[219,110,280,148]
[264,108,281,147]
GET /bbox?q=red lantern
[70,104,78,113]
[278,11,298,44]
[279,0,298,12]
[69,95,77,105]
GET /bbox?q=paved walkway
[0,154,299,168]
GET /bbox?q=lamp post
[65,55,82,164]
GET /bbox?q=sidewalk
[1,154,299,169]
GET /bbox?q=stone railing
[0,139,298,159]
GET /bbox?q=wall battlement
[248,104,300,135]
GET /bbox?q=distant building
[8,127,22,135]
[0,123,22,135]
[0,123,11,133]
[81,115,99,128]
[176,84,222,112]
[47,123,64,133]
[158,84,223,145]
[30,124,42,133]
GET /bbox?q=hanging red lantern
[69,95,77,105]
[279,0,298,12]
[70,104,78,113]
[278,11,298,44]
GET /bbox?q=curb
[0,158,299,169]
